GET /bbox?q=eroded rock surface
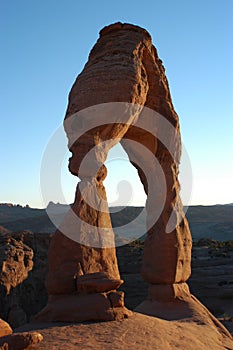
[0,234,33,295]
[0,233,34,328]
[16,312,233,350]
[36,21,193,322]
[34,23,232,349]
[0,319,12,337]
[0,232,50,329]
[0,319,43,350]
[0,331,43,350]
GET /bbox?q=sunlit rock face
[0,234,33,295]
[36,22,192,322]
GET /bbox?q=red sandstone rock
[37,22,192,322]
[0,236,33,295]
[35,292,131,323]
[0,319,43,350]
[0,332,43,350]
[0,319,12,337]
[76,272,123,293]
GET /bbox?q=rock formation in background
[0,234,33,295]
[0,232,50,329]
[0,233,34,328]
[0,236,43,349]
[34,23,229,340]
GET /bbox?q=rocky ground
[15,312,233,350]
[117,238,233,334]
[0,232,232,336]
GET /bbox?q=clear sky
[0,0,232,208]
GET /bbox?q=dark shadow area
[116,242,147,310]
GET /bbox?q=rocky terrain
[117,239,233,335]
[0,203,233,338]
[0,231,232,335]
[15,312,233,350]
[0,233,232,349]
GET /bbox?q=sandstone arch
[36,22,193,322]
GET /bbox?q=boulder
[0,319,12,337]
[0,332,43,350]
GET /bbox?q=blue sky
[0,0,232,208]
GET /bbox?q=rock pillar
[36,153,131,322]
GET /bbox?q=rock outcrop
[0,234,33,295]
[0,319,12,337]
[64,22,192,297]
[16,313,233,350]
[34,22,231,348]
[0,319,43,349]
[0,232,50,329]
[0,233,34,328]
[0,331,43,350]
[0,234,44,348]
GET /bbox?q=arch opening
[104,142,146,246]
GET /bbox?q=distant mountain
[0,203,52,233]
[185,205,233,241]
[0,203,44,223]
[0,202,232,241]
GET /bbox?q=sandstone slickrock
[34,22,231,348]
[16,313,233,350]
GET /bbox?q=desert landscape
[1,202,233,242]
[0,203,233,348]
[1,6,232,349]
